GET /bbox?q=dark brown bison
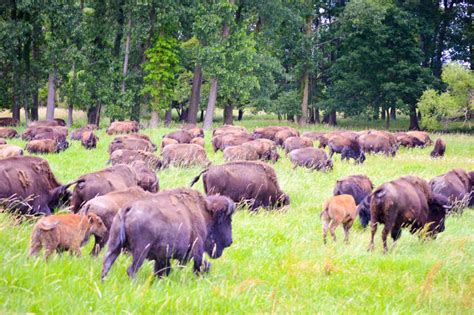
[289,147,333,171]
[29,213,107,259]
[164,130,193,144]
[406,131,432,146]
[0,156,79,215]
[108,149,162,170]
[26,139,68,154]
[129,161,159,193]
[274,129,300,146]
[358,132,397,156]
[0,117,18,126]
[223,145,259,162]
[211,133,253,152]
[81,131,98,149]
[430,138,446,158]
[241,139,279,162]
[0,127,18,139]
[101,188,236,280]
[368,176,450,252]
[109,138,156,154]
[28,120,61,128]
[0,144,23,159]
[328,133,365,163]
[213,125,248,137]
[334,175,373,227]
[395,132,425,148]
[181,125,204,138]
[161,143,210,168]
[252,126,289,141]
[80,187,153,255]
[70,125,97,140]
[283,136,313,154]
[429,169,473,209]
[0,138,6,145]
[22,126,67,141]
[106,121,139,135]
[70,164,140,212]
[321,195,358,244]
[191,161,290,211]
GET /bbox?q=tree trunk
[46,70,56,120]
[238,109,244,121]
[67,105,73,127]
[224,104,233,125]
[187,64,202,124]
[385,109,390,130]
[287,114,294,122]
[299,72,309,126]
[24,106,29,125]
[12,95,20,122]
[150,111,159,128]
[88,106,98,125]
[95,103,102,126]
[314,108,320,123]
[409,105,420,130]
[203,78,218,130]
[417,110,422,121]
[121,13,132,93]
[31,91,39,121]
[381,108,386,120]
[164,109,172,127]
[180,107,189,122]
[390,107,396,120]
[200,110,204,122]
[328,110,337,126]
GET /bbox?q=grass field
[1,115,473,313]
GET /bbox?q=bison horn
[63,178,86,189]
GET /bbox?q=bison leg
[192,246,210,275]
[91,235,107,257]
[44,246,56,260]
[343,221,353,244]
[322,220,329,245]
[126,243,151,279]
[381,226,390,253]
[391,226,402,242]
[28,240,42,257]
[329,220,339,242]
[154,259,171,278]
[368,221,377,251]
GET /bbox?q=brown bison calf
[0,127,18,139]
[430,138,446,158]
[81,131,98,149]
[0,144,23,159]
[106,121,139,135]
[29,213,107,259]
[321,195,358,244]
[223,145,259,162]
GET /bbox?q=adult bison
[283,136,313,154]
[0,117,18,126]
[191,161,290,211]
[0,127,18,139]
[101,188,236,280]
[0,144,23,159]
[406,131,432,146]
[80,186,153,255]
[395,132,425,148]
[81,131,98,149]
[289,147,333,171]
[368,176,450,252]
[334,175,373,227]
[0,156,79,215]
[161,143,210,168]
[274,129,300,146]
[108,149,162,170]
[358,132,397,156]
[129,161,159,193]
[163,130,193,144]
[430,138,446,158]
[106,121,139,135]
[242,139,279,162]
[252,126,289,141]
[26,139,69,154]
[108,138,156,154]
[211,133,253,152]
[213,125,248,137]
[22,126,67,141]
[70,125,97,140]
[28,120,61,128]
[429,169,473,209]
[181,125,204,138]
[328,133,365,164]
[223,145,259,162]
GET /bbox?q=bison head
[356,195,372,228]
[204,195,236,258]
[56,140,69,152]
[86,213,108,238]
[426,193,450,235]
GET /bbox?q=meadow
[1,112,473,313]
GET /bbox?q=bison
[101,188,236,279]
[289,147,333,171]
[161,137,179,149]
[191,161,290,211]
[430,138,446,158]
[161,143,210,168]
[109,138,156,154]
[358,132,397,156]
[0,138,6,145]
[406,131,432,146]
[213,125,248,137]
[0,144,23,159]
[321,195,358,244]
[129,161,159,193]
[181,125,204,138]
[106,121,139,135]
[274,129,300,146]
[0,156,79,215]
[81,131,98,149]
[283,136,313,154]
[27,120,61,128]
[70,125,97,140]
[211,133,253,152]
[368,176,450,252]
[252,126,290,141]
[429,169,473,209]
[29,213,107,259]
[395,132,425,148]
[191,137,205,147]
[0,127,18,139]
[80,186,153,255]
[242,139,279,162]
[108,149,162,170]
[0,117,18,126]
[334,175,373,227]
[328,133,365,164]
[223,145,259,162]
[26,139,68,154]
[164,130,193,144]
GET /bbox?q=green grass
[1,118,474,313]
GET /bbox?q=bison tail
[190,169,207,187]
[101,206,131,281]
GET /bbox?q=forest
[0,0,472,130]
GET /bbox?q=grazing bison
[28,120,61,128]
[429,169,473,209]
[0,127,18,139]
[328,133,365,164]
[109,138,156,154]
[161,137,178,149]
[242,139,279,162]
[0,138,6,145]
[101,188,236,280]
[321,195,358,244]
[368,176,450,252]
[164,130,193,144]
[289,147,333,171]
[0,144,23,159]
[191,161,290,211]
[191,137,205,147]
[29,213,107,259]
[213,125,248,137]
[358,132,397,156]
[108,149,162,170]
[0,156,78,215]
[406,131,432,146]
[430,138,446,158]
[252,126,289,141]
[81,131,98,149]
[80,187,153,255]
[70,125,97,140]
[130,161,159,193]
[181,125,204,138]
[223,145,259,162]
[395,132,425,148]
[211,133,253,152]
[114,133,151,142]
[274,129,300,146]
[0,117,18,126]
[26,139,68,154]
[106,121,139,135]
[70,164,140,212]
[283,136,313,154]
[22,126,66,141]
[301,131,325,142]
[161,143,210,168]
[334,175,373,227]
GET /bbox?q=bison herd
[0,120,472,282]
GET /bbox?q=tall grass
[1,118,473,313]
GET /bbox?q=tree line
[0,0,472,129]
